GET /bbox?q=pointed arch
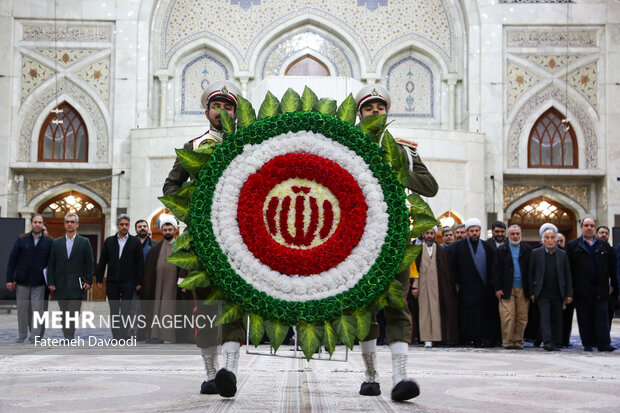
[38,102,89,162]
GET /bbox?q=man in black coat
[566,218,617,352]
[6,214,52,342]
[529,226,573,351]
[96,214,144,339]
[491,224,532,349]
[450,218,499,347]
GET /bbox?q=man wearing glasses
[47,213,94,340]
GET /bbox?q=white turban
[465,218,482,230]
[539,223,558,238]
[159,214,178,229]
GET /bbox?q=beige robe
[150,241,177,341]
[413,243,442,341]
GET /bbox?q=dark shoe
[597,345,616,352]
[15,338,26,343]
[533,340,542,347]
[543,344,556,352]
[359,381,381,396]
[391,380,420,401]
[504,345,518,350]
[583,346,594,352]
[215,368,237,398]
[200,379,218,394]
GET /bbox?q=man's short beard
[509,240,520,246]
[470,236,479,242]
[163,234,174,241]
[424,239,434,246]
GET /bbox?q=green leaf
[358,114,387,142]
[280,88,302,113]
[367,294,388,313]
[236,96,256,129]
[407,193,435,217]
[264,319,288,352]
[322,321,338,357]
[176,180,196,198]
[214,107,236,138]
[336,93,357,125]
[381,130,409,187]
[351,309,371,342]
[314,98,337,116]
[301,86,318,111]
[398,244,422,274]
[258,91,281,119]
[194,141,218,155]
[158,194,189,223]
[172,230,192,253]
[333,315,357,350]
[248,313,265,347]
[386,279,406,310]
[203,288,224,304]
[411,215,441,239]
[179,270,210,290]
[174,148,211,177]
[218,301,243,325]
[298,320,324,361]
[165,249,203,271]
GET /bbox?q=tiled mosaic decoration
[181,55,230,114]
[386,56,434,118]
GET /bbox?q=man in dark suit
[566,218,617,352]
[6,214,52,342]
[47,213,94,340]
[488,221,507,252]
[529,226,573,351]
[96,214,144,339]
[491,224,532,349]
[450,218,499,347]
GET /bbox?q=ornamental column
[445,75,459,130]
[155,70,171,127]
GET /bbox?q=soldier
[163,80,244,398]
[354,84,437,401]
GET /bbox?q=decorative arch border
[21,182,111,216]
[18,78,109,164]
[180,54,230,114]
[504,188,587,222]
[507,84,598,169]
[385,56,435,118]
[259,29,353,79]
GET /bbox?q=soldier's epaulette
[189,131,209,143]
[394,137,418,150]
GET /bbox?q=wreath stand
[244,316,349,362]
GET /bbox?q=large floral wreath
[160,87,438,360]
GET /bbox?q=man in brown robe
[140,216,186,343]
[413,227,459,347]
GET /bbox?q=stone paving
[0,305,619,412]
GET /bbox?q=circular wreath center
[237,152,368,276]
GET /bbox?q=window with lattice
[528,107,577,168]
[285,55,330,76]
[510,197,573,227]
[38,102,88,162]
[40,192,102,218]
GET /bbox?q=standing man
[491,224,532,349]
[163,80,245,398]
[454,224,467,241]
[132,219,154,340]
[451,218,499,347]
[6,214,52,342]
[354,84,437,402]
[557,233,566,249]
[441,227,455,248]
[412,227,458,347]
[596,225,617,327]
[529,226,573,351]
[47,213,94,340]
[566,218,617,352]
[96,214,144,340]
[488,221,507,252]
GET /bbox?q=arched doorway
[150,208,180,242]
[38,191,105,300]
[508,196,576,246]
[435,210,463,244]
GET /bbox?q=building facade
[0,0,618,260]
